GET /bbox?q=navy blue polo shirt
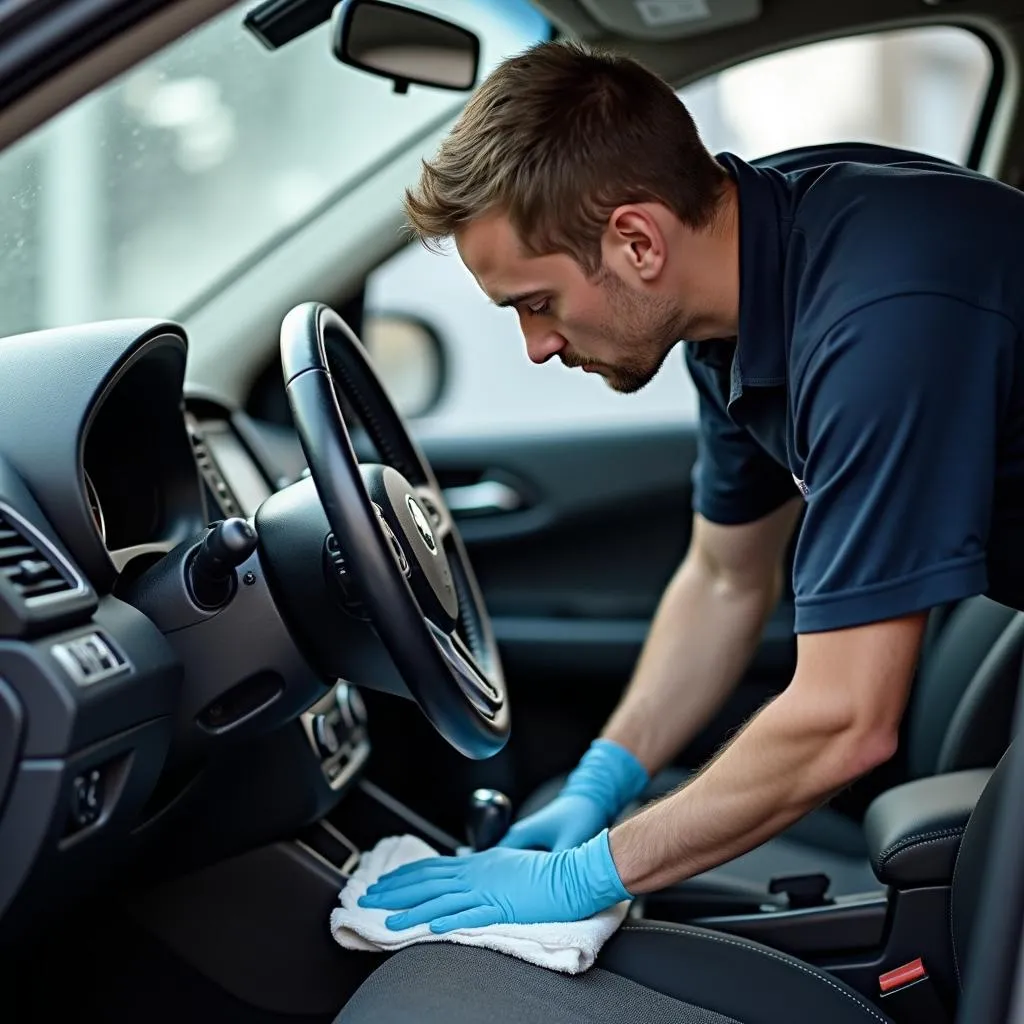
[686,147,1024,633]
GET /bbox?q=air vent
[0,509,78,602]
[187,419,241,518]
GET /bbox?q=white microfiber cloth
[330,834,629,974]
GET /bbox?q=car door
[359,25,995,802]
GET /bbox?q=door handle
[442,480,524,516]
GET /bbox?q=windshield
[0,0,548,337]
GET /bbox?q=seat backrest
[949,739,1016,990]
[906,596,1020,778]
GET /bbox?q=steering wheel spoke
[414,484,454,543]
[424,619,502,718]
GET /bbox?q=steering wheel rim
[280,301,509,758]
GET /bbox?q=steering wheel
[279,302,509,758]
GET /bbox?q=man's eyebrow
[493,290,543,309]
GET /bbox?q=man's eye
[526,299,550,316]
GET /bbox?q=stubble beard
[591,268,686,394]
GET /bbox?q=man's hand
[497,793,609,851]
[357,831,631,933]
[498,738,648,851]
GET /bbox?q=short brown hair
[404,40,727,274]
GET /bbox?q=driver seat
[334,742,1015,1023]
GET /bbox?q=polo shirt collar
[693,153,793,403]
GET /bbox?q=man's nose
[523,324,566,364]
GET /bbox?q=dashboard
[0,317,361,951]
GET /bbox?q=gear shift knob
[467,788,512,851]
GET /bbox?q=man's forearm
[608,682,896,892]
[601,553,778,777]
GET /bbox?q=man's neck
[671,182,741,341]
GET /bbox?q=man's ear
[601,205,667,283]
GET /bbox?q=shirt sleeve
[685,345,799,525]
[791,294,1014,633]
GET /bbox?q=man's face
[456,211,686,394]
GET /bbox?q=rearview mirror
[332,0,480,93]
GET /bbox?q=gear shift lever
[467,788,512,851]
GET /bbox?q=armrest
[863,769,991,888]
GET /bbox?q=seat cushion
[520,767,880,897]
[336,923,893,1024]
[337,943,741,1024]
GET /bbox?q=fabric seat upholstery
[336,927,893,1024]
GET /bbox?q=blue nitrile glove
[498,738,648,851]
[358,829,631,933]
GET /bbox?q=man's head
[404,40,738,393]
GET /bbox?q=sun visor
[577,0,760,40]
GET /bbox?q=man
[359,39,1024,932]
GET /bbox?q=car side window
[679,27,991,162]
[366,25,994,432]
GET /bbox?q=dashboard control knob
[188,518,258,610]
[312,714,341,758]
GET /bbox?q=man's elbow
[791,688,901,789]
[839,722,899,781]
[791,613,925,793]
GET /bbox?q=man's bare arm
[609,613,927,891]
[602,499,803,777]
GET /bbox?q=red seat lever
[879,957,927,993]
